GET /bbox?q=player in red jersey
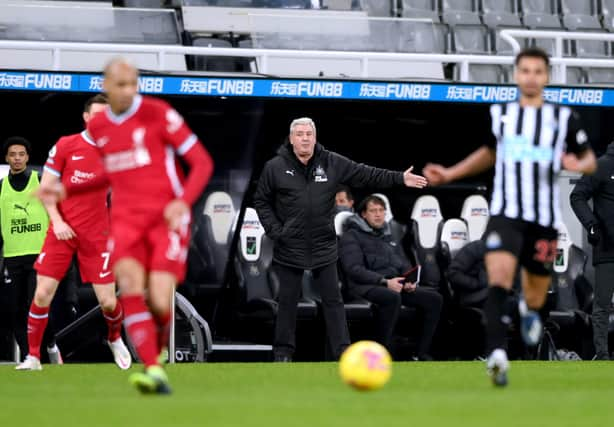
[38,59,214,394]
[16,94,132,372]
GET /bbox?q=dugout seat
[334,211,373,321]
[334,211,354,236]
[184,191,235,297]
[371,193,407,245]
[438,218,469,302]
[543,223,593,359]
[234,208,278,320]
[439,218,469,261]
[204,191,236,282]
[409,195,444,291]
[235,208,318,321]
[460,194,489,241]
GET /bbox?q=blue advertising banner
[0,71,610,107]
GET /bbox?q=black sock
[484,286,511,354]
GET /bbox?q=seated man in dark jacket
[339,195,443,360]
[447,240,489,308]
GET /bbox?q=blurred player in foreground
[38,59,214,394]
[424,48,596,386]
[17,94,131,371]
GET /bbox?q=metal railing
[500,29,614,83]
[1,30,613,82]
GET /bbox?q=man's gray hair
[289,117,316,134]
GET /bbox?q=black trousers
[364,286,443,357]
[593,263,614,357]
[0,255,77,361]
[0,255,37,360]
[273,262,350,359]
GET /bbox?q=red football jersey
[44,131,110,232]
[87,95,204,219]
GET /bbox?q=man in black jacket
[339,195,442,359]
[570,141,614,360]
[254,117,427,361]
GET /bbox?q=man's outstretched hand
[403,166,428,189]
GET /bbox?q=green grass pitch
[1,362,613,427]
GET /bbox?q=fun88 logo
[503,136,553,162]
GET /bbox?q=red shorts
[109,214,190,282]
[35,228,114,284]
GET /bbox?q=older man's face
[290,124,316,158]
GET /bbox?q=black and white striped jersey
[486,102,589,228]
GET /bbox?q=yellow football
[339,340,392,391]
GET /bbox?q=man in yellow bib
[0,137,49,361]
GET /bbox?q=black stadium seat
[235,208,278,321]
[333,211,373,321]
[203,191,236,283]
[409,195,444,291]
[544,223,593,359]
[235,208,318,322]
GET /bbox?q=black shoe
[273,354,292,363]
[594,353,610,361]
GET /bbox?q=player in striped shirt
[424,48,596,386]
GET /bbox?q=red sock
[102,300,123,342]
[121,295,159,367]
[154,311,171,354]
[27,303,49,360]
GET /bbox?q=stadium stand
[1,0,613,81]
[0,1,186,70]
